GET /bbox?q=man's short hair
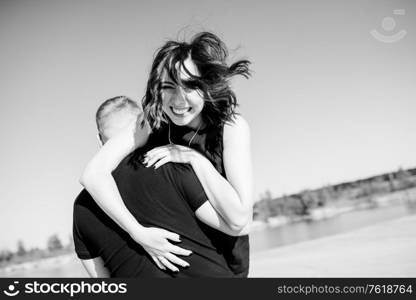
[95,96,140,133]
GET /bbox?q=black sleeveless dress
[155,121,250,277]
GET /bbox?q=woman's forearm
[80,171,146,237]
[79,116,151,235]
[190,154,251,230]
[195,201,251,236]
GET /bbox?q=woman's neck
[186,115,205,130]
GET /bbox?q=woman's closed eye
[160,82,176,90]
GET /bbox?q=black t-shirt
[156,123,250,277]
[73,151,234,277]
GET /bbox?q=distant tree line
[254,167,416,221]
[0,234,73,268]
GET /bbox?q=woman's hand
[131,226,192,272]
[143,144,202,169]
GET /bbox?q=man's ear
[97,133,104,147]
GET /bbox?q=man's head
[96,96,141,144]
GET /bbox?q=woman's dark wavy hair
[141,32,251,132]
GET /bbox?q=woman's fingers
[164,230,181,242]
[145,144,190,167]
[151,256,166,270]
[158,256,179,272]
[145,146,170,160]
[145,150,169,167]
[164,253,190,268]
[153,156,172,169]
[145,146,167,156]
[163,230,192,255]
[168,244,193,256]
[145,145,184,165]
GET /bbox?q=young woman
[80,32,253,277]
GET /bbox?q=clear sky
[1,0,415,250]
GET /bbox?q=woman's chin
[167,112,202,128]
[168,115,191,126]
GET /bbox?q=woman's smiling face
[160,56,205,129]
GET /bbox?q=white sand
[249,215,416,277]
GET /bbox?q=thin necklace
[168,121,203,147]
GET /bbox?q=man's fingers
[168,244,193,256]
[158,256,179,272]
[165,253,190,268]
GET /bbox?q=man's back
[74,151,234,277]
[74,190,171,277]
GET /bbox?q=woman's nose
[172,87,187,105]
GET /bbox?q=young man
[73,96,247,277]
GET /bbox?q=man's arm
[80,257,110,278]
[195,201,250,236]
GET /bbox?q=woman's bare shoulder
[223,114,250,143]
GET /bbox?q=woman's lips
[170,106,192,115]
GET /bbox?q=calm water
[2,203,416,277]
[250,203,416,253]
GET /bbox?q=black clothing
[152,122,250,277]
[73,189,170,277]
[73,152,234,277]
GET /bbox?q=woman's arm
[195,201,251,236]
[80,115,150,235]
[191,115,253,230]
[145,115,254,231]
[80,116,192,271]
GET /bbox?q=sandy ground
[249,215,416,277]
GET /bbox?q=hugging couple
[73,32,253,278]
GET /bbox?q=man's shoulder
[73,189,105,229]
[169,163,195,177]
[73,189,100,217]
[112,135,166,176]
[165,163,201,191]
[112,149,145,176]
[113,128,170,175]
[74,189,93,207]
